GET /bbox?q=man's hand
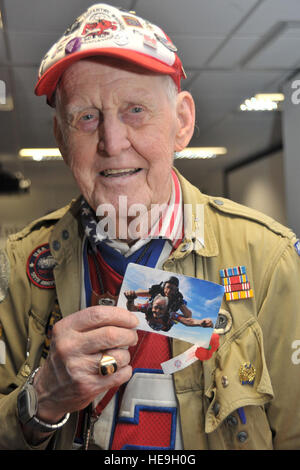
[32,305,138,425]
[124,290,137,300]
[200,318,213,328]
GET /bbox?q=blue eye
[131,106,143,113]
[81,113,95,120]
[75,109,100,133]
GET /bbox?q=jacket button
[226,414,238,426]
[237,431,248,443]
[62,230,69,240]
[180,243,190,252]
[221,375,229,388]
[214,199,224,205]
[52,240,60,251]
[213,401,220,416]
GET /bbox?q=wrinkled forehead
[61,56,164,84]
[55,57,172,107]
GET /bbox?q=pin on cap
[35,3,186,105]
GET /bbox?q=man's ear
[53,115,68,160]
[174,91,195,152]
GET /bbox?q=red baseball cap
[35,3,186,105]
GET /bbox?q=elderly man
[0,4,300,451]
[125,293,213,332]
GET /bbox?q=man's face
[163,282,177,298]
[55,59,183,215]
[152,299,167,318]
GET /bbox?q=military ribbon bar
[224,282,250,293]
[225,289,254,301]
[220,265,253,302]
[223,274,248,286]
[219,266,246,278]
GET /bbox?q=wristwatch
[17,367,70,433]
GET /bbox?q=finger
[80,325,138,354]
[69,348,131,376]
[60,306,139,332]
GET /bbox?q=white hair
[153,294,169,307]
[162,75,178,107]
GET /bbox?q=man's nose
[98,114,131,156]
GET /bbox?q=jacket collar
[172,168,219,259]
[49,168,219,264]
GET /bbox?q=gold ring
[99,354,117,376]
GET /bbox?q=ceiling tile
[208,36,259,68]
[3,0,133,32]
[245,26,300,69]
[235,0,300,36]
[135,0,258,35]
[7,31,59,64]
[12,66,46,112]
[171,34,225,69]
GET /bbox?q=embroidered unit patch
[27,244,56,289]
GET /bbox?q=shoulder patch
[295,240,300,256]
[0,249,10,303]
[27,244,56,289]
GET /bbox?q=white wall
[226,150,287,225]
[282,74,300,236]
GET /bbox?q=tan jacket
[0,170,300,450]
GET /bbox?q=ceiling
[0,0,299,181]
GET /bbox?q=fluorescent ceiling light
[240,93,284,112]
[175,147,227,159]
[255,93,284,102]
[19,148,62,161]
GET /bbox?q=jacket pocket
[204,316,273,446]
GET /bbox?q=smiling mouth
[100,168,142,177]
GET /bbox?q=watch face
[17,386,37,423]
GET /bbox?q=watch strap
[18,367,70,433]
[26,410,70,433]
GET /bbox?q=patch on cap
[35,3,184,103]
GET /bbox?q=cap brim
[35,48,181,103]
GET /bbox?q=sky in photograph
[118,263,224,347]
